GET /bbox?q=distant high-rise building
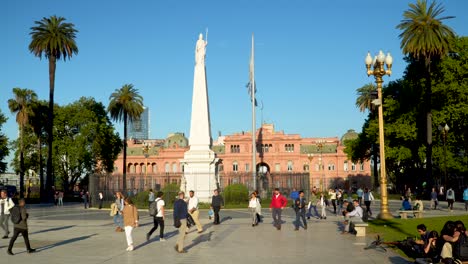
[127,107,150,140]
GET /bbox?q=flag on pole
[247,33,257,106]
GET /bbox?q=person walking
[319,192,327,220]
[363,188,375,216]
[211,189,224,225]
[113,192,125,232]
[248,192,261,227]
[329,189,337,215]
[356,187,364,206]
[122,197,138,251]
[147,191,165,241]
[1,190,15,239]
[82,191,89,209]
[446,188,455,212]
[174,191,188,253]
[307,190,320,219]
[294,191,307,231]
[430,187,438,210]
[148,189,155,204]
[7,199,35,255]
[58,191,64,207]
[269,188,287,230]
[253,190,262,223]
[98,192,103,209]
[463,186,468,212]
[187,190,203,233]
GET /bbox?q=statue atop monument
[195,33,207,66]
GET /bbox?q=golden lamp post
[307,153,314,193]
[142,141,152,187]
[316,140,325,192]
[365,50,393,219]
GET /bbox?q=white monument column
[181,33,218,202]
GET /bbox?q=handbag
[174,217,181,228]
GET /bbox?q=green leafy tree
[8,88,38,197]
[397,0,456,184]
[108,84,144,192]
[29,100,48,199]
[0,110,9,173]
[53,97,122,191]
[29,15,78,197]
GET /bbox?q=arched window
[328,163,335,171]
[129,164,135,173]
[233,161,238,172]
[351,162,356,171]
[172,163,178,173]
[360,163,365,171]
[152,163,157,173]
[303,163,309,172]
[344,161,348,171]
[287,161,293,172]
[165,162,170,173]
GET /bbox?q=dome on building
[340,129,358,145]
[164,133,188,148]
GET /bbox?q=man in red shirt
[270,188,288,230]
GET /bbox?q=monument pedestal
[181,149,218,203]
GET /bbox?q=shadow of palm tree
[37,234,97,251]
[30,225,75,235]
[184,231,214,251]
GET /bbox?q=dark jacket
[14,206,28,230]
[173,199,188,220]
[211,195,224,207]
[295,197,307,211]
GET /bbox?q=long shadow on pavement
[30,225,75,235]
[133,230,178,251]
[388,256,411,264]
[185,231,214,251]
[37,234,97,252]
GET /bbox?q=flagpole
[251,33,257,191]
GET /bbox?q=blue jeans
[307,205,319,218]
[113,214,123,228]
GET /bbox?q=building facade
[109,124,371,194]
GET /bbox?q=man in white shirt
[344,200,363,233]
[187,190,203,233]
[146,191,166,241]
[1,190,15,239]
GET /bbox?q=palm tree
[397,0,455,185]
[8,88,38,198]
[108,84,144,192]
[356,83,377,113]
[29,16,78,197]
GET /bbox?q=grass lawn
[368,214,468,242]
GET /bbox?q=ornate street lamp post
[365,50,393,219]
[142,141,152,188]
[316,140,325,192]
[438,124,450,187]
[307,153,314,194]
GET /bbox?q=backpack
[149,199,160,217]
[448,190,454,197]
[10,206,22,224]
[454,233,468,261]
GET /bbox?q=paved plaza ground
[1,200,466,264]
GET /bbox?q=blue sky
[1,0,467,171]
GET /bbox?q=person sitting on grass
[437,220,468,263]
[414,224,430,252]
[401,197,412,211]
[414,230,440,264]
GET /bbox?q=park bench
[397,210,423,219]
[351,221,368,237]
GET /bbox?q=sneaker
[28,249,36,253]
[7,250,14,255]
[126,245,133,251]
[160,238,166,242]
[146,233,150,241]
[294,228,299,231]
[304,226,308,230]
[2,236,8,239]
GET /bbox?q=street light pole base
[377,212,393,220]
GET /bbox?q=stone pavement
[1,200,466,264]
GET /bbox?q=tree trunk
[123,112,127,192]
[38,137,45,202]
[425,59,433,188]
[46,55,56,203]
[19,125,25,198]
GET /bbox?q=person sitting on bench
[343,200,362,234]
